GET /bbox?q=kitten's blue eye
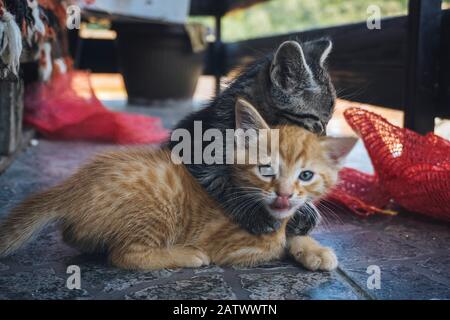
[299,170,314,181]
[259,165,275,177]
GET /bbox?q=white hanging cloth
[27,0,46,44]
[0,10,23,76]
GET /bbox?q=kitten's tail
[0,188,63,257]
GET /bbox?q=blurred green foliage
[190,0,449,42]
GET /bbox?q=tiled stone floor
[0,101,449,300]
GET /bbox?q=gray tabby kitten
[169,39,336,235]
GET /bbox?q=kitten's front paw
[294,246,338,271]
[179,248,210,268]
[286,205,320,236]
[289,236,338,271]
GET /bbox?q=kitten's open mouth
[270,196,291,210]
[268,206,294,220]
[268,197,295,219]
[270,203,292,211]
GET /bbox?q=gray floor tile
[0,103,449,299]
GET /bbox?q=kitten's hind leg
[287,236,338,271]
[109,244,210,270]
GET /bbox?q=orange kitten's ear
[235,98,270,131]
[321,137,357,164]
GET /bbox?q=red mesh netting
[24,71,168,144]
[329,108,450,222]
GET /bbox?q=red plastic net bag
[328,168,393,217]
[329,108,450,221]
[24,71,168,144]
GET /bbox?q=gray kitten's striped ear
[305,39,333,67]
[270,41,313,91]
[235,98,269,131]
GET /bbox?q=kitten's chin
[267,207,296,220]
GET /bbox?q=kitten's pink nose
[276,192,293,199]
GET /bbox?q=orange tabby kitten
[0,99,349,271]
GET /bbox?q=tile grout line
[222,268,251,300]
[335,267,375,300]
